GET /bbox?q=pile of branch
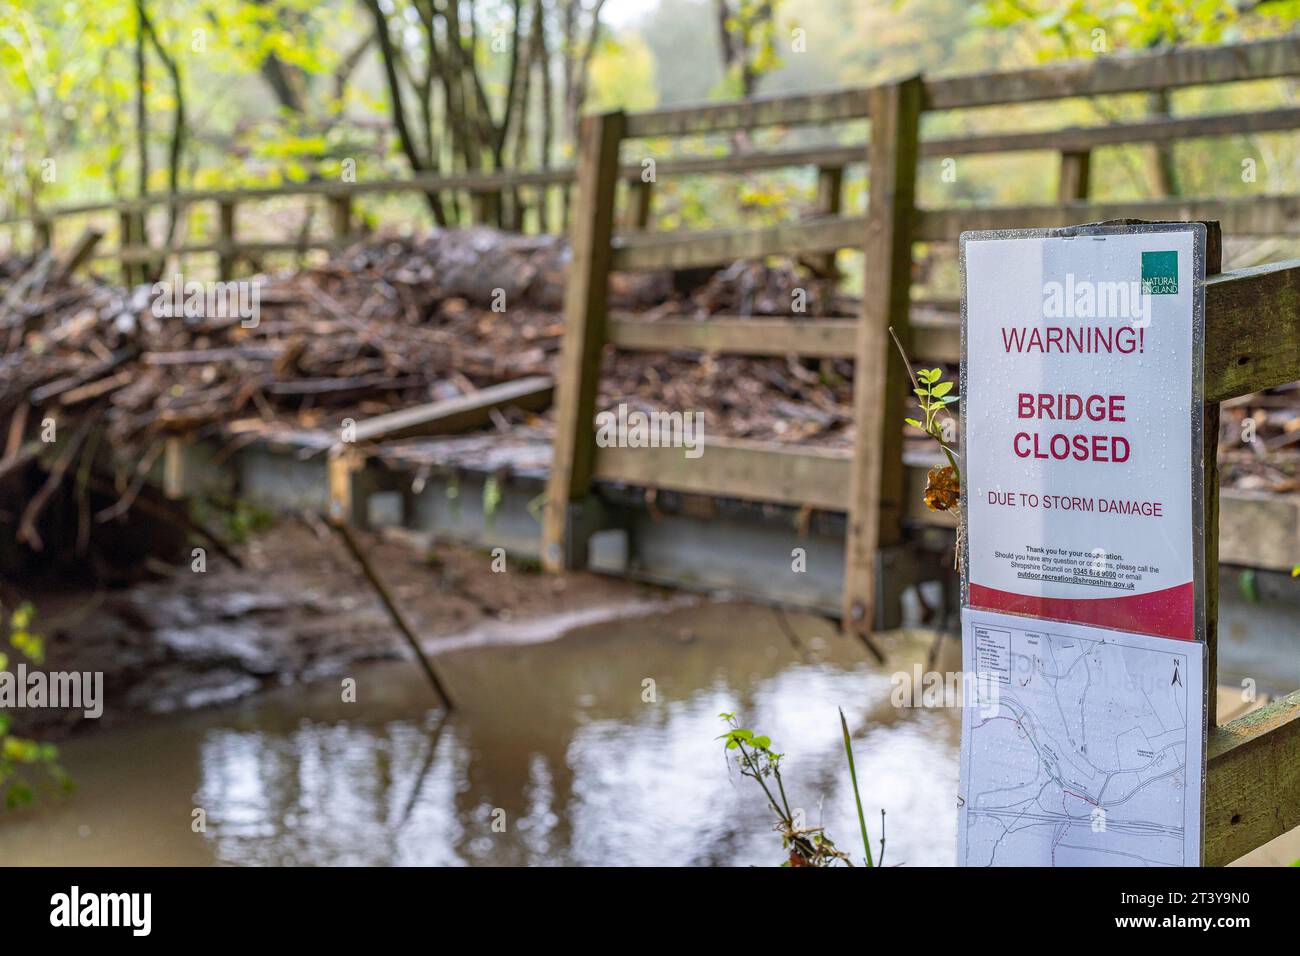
[2,225,1292,528]
[1219,387,1300,493]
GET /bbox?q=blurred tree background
[1,0,1298,246]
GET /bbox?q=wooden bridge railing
[11,35,1300,284]
[544,36,1300,865]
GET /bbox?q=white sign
[957,608,1204,866]
[957,224,1208,867]
[961,225,1204,641]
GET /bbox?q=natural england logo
[595,403,705,459]
[151,273,261,328]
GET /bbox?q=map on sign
[958,609,1204,867]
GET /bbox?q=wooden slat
[648,146,861,177]
[16,109,1300,229]
[906,259,1300,401]
[624,89,871,139]
[592,442,1300,573]
[1205,690,1300,867]
[594,438,850,511]
[611,250,1300,394]
[15,167,577,221]
[349,376,554,444]
[99,237,365,264]
[1205,258,1300,402]
[924,36,1300,111]
[1218,490,1300,571]
[613,198,1300,273]
[612,216,865,271]
[902,452,1300,571]
[607,315,856,357]
[915,195,1300,241]
[923,107,1300,158]
[911,311,961,363]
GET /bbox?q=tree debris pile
[1218,389,1300,494]
[0,227,1295,553]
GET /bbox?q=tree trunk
[362,0,448,225]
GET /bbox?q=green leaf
[931,381,953,398]
[904,418,923,429]
[840,707,874,867]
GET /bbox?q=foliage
[718,711,885,867]
[892,327,961,516]
[713,0,784,99]
[974,0,1269,54]
[482,476,502,528]
[0,602,69,809]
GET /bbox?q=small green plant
[482,476,502,529]
[890,328,960,516]
[445,474,461,521]
[194,495,273,546]
[0,602,69,809]
[719,711,885,867]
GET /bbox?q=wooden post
[118,210,137,286]
[472,189,500,227]
[217,200,237,280]
[842,76,922,635]
[623,178,654,232]
[163,436,185,500]
[542,110,626,573]
[1058,149,1092,202]
[808,164,843,277]
[34,217,52,253]
[329,194,353,244]
[327,446,372,528]
[533,184,548,234]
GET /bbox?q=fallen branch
[330,520,455,712]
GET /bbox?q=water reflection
[0,603,961,866]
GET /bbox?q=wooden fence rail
[11,37,1300,283]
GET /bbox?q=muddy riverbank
[9,520,669,736]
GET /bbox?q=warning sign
[960,224,1206,642]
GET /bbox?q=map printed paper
[957,608,1204,867]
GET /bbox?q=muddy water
[0,602,963,866]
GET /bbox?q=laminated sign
[956,223,1208,867]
